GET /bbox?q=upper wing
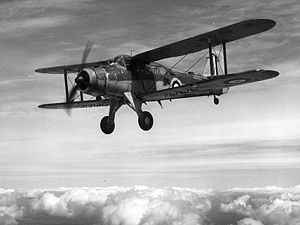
[133,19,275,63]
[39,99,110,109]
[140,70,279,101]
[35,60,113,74]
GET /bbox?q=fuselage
[77,54,207,100]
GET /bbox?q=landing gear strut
[138,111,153,131]
[124,92,154,132]
[214,96,219,105]
[100,97,122,135]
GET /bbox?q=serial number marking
[165,87,210,98]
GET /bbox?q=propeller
[81,40,94,69]
[65,41,95,116]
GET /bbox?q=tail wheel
[138,111,153,131]
[214,96,219,105]
[100,116,115,134]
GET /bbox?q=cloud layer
[0,185,299,225]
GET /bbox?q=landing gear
[100,94,155,134]
[100,116,115,135]
[99,97,122,135]
[214,96,219,105]
[138,111,153,131]
[123,93,154,132]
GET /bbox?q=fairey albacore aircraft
[36,19,279,134]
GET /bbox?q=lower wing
[140,70,279,101]
[39,99,110,109]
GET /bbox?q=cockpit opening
[114,55,132,70]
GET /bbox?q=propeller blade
[65,107,72,117]
[81,40,94,68]
[69,85,78,103]
[64,85,78,116]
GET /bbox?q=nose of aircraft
[74,67,107,97]
[75,70,90,90]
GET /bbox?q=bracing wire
[145,53,190,92]
[184,51,208,73]
[145,40,212,92]
[146,50,210,93]
[173,51,208,82]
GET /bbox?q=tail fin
[203,50,224,77]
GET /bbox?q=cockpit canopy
[112,54,174,77]
[114,54,132,69]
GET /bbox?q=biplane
[36,19,279,134]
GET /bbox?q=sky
[0,0,300,193]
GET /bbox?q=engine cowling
[76,67,107,97]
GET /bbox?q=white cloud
[0,0,94,37]
[253,193,300,225]
[220,195,254,216]
[0,186,300,225]
[237,218,264,225]
[0,186,212,225]
[0,190,25,225]
[0,16,70,35]
[0,215,18,225]
[220,186,300,225]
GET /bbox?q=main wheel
[138,111,153,131]
[100,116,115,134]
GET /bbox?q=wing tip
[259,18,276,30]
[248,18,276,31]
[38,103,70,109]
[255,69,279,79]
[35,68,62,74]
[38,104,52,109]
[265,69,279,78]
[35,68,42,73]
[35,68,57,74]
